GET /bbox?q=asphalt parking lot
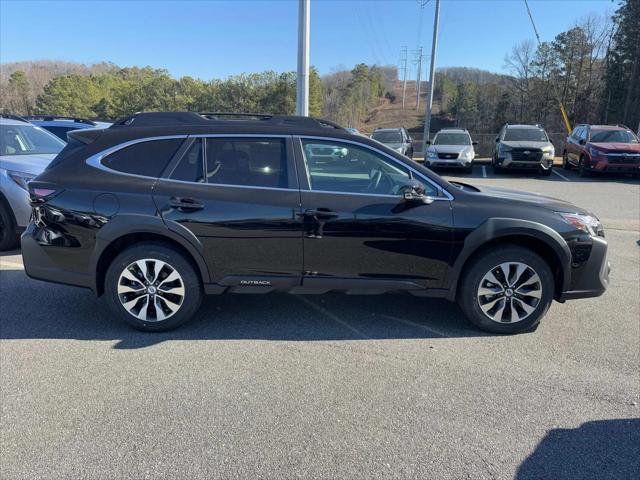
[1,167,638,479]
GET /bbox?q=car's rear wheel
[0,201,18,251]
[458,246,554,334]
[105,242,203,331]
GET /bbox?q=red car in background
[562,124,640,177]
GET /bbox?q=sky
[0,0,615,79]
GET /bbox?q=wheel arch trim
[90,214,211,294]
[447,218,572,301]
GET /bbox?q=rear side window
[103,139,183,177]
[205,138,288,188]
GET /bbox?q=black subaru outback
[22,112,609,334]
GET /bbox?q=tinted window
[590,129,638,144]
[503,128,549,142]
[433,133,471,145]
[43,126,76,141]
[170,139,204,182]
[372,131,403,143]
[0,124,65,156]
[302,139,427,196]
[205,138,288,188]
[103,139,183,177]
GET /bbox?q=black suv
[22,112,609,334]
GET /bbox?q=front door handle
[169,197,204,212]
[299,208,339,219]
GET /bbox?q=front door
[153,135,303,286]
[295,137,453,290]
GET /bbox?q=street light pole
[296,0,310,116]
[422,0,440,154]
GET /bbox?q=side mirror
[399,181,434,205]
[425,140,432,145]
[579,139,586,145]
[472,141,478,146]
[495,137,500,143]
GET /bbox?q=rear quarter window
[103,139,184,177]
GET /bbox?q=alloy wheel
[476,262,542,324]
[117,258,185,321]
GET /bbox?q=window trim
[86,135,189,179]
[295,135,453,201]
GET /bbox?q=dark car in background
[25,116,110,141]
[493,124,555,176]
[562,124,640,177]
[371,127,413,158]
[22,112,608,335]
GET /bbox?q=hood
[500,140,552,149]
[457,182,588,214]
[588,142,640,152]
[429,145,473,154]
[0,153,56,176]
[382,142,403,149]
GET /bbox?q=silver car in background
[0,116,65,250]
[425,128,477,173]
[370,127,414,158]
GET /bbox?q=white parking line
[482,166,487,178]
[552,169,571,181]
[297,296,371,339]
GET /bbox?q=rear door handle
[299,208,339,219]
[169,197,204,212]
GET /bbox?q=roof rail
[24,115,97,126]
[111,111,346,131]
[0,113,29,123]
[615,123,631,129]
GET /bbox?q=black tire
[105,242,203,332]
[464,165,473,174]
[579,157,591,177]
[539,167,552,177]
[457,245,554,334]
[0,200,19,251]
[493,165,504,174]
[562,151,571,170]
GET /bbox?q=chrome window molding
[296,135,454,201]
[86,135,189,180]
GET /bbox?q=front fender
[446,217,572,301]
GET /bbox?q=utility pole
[422,0,440,154]
[415,47,424,110]
[400,46,408,109]
[296,0,310,116]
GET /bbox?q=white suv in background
[0,115,65,250]
[425,128,477,173]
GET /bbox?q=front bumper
[560,235,609,301]
[497,156,553,170]
[425,159,472,168]
[590,159,640,174]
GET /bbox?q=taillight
[33,188,57,198]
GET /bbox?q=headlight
[557,212,604,237]
[589,146,606,157]
[395,147,403,153]
[7,170,36,191]
[498,144,512,155]
[542,147,555,158]
[427,151,438,159]
[461,149,474,159]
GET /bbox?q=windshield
[372,131,403,143]
[504,128,548,142]
[433,133,471,146]
[1,124,65,156]
[590,129,638,144]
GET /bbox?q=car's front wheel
[105,242,203,331]
[458,246,554,334]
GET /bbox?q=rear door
[153,135,303,287]
[294,137,453,291]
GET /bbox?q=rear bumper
[559,236,609,301]
[21,224,93,291]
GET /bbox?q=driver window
[301,139,415,196]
